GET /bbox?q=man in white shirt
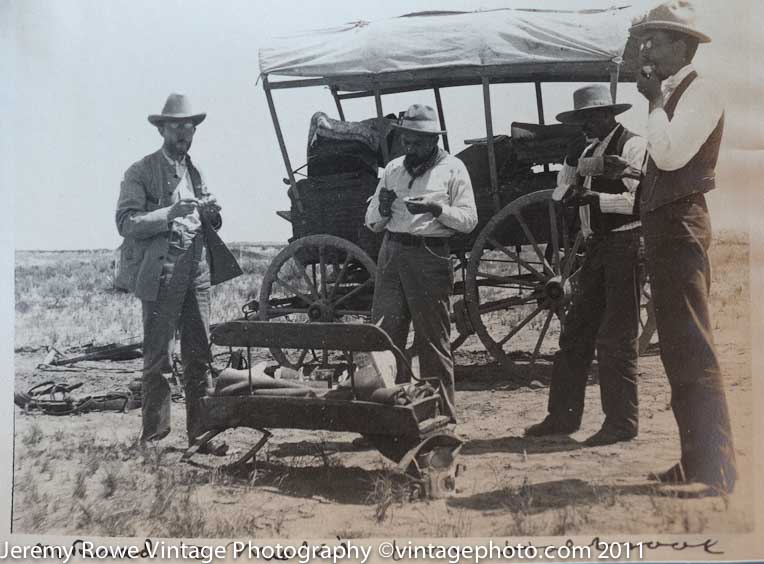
[632,0,736,494]
[525,85,646,447]
[365,104,478,420]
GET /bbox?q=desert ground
[12,232,753,541]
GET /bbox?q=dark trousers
[372,233,455,419]
[140,238,211,443]
[643,194,736,487]
[547,229,642,434]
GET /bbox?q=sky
[2,0,763,251]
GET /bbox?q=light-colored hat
[629,0,711,44]
[148,93,206,126]
[392,104,445,135]
[555,85,632,124]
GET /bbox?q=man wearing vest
[365,104,478,422]
[116,93,241,454]
[631,1,736,495]
[525,85,646,447]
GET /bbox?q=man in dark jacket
[632,0,736,494]
[116,93,239,453]
[525,85,646,446]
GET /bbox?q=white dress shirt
[162,150,201,247]
[647,64,725,171]
[365,153,478,236]
[556,125,646,237]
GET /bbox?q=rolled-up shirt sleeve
[364,174,390,233]
[598,135,647,215]
[647,78,724,171]
[437,161,478,233]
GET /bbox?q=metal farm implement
[184,321,463,498]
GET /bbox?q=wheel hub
[543,275,571,306]
[307,300,335,322]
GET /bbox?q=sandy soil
[11,240,754,541]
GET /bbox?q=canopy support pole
[374,89,390,165]
[263,75,303,213]
[482,77,501,213]
[610,64,620,102]
[433,87,450,153]
[331,86,346,121]
[535,82,550,173]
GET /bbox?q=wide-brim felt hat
[392,104,445,135]
[629,0,711,44]
[148,93,206,126]
[556,85,632,124]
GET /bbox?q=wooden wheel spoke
[498,302,545,347]
[513,210,554,277]
[333,278,373,307]
[562,231,584,280]
[318,244,328,299]
[289,348,309,369]
[274,276,313,306]
[329,253,353,301]
[334,310,372,317]
[561,211,571,262]
[548,200,561,274]
[475,269,539,288]
[261,308,311,319]
[487,236,547,283]
[477,294,540,315]
[530,310,554,365]
[292,258,319,300]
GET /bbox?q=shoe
[648,462,736,495]
[524,416,578,437]
[647,462,687,484]
[583,427,637,447]
[352,436,372,449]
[196,440,229,457]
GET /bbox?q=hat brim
[148,113,206,126]
[391,123,445,135]
[556,103,632,124]
[629,21,711,43]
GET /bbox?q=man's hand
[404,196,442,217]
[379,188,397,217]
[565,133,588,166]
[636,72,662,108]
[168,198,198,220]
[602,155,635,180]
[562,190,600,208]
[198,194,222,222]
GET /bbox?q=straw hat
[555,85,632,124]
[392,104,445,135]
[629,0,711,44]
[148,93,206,126]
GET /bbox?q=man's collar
[662,64,695,97]
[161,148,187,166]
[590,123,621,147]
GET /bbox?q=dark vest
[584,124,641,234]
[639,71,724,215]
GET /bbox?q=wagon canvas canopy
[258,6,642,91]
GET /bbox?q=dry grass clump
[14,244,282,350]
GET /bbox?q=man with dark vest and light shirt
[524,85,646,447]
[631,0,736,495]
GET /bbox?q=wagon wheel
[465,189,582,365]
[258,234,376,370]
